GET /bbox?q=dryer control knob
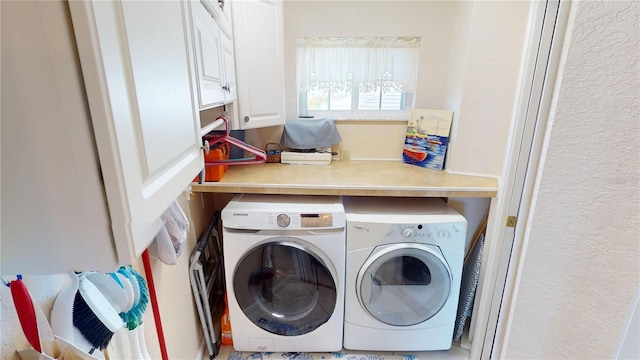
[277,214,291,227]
[402,228,413,238]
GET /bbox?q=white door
[69,0,203,265]
[232,0,286,129]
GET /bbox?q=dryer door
[233,239,337,336]
[356,243,452,326]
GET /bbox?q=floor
[212,327,473,360]
[215,345,470,360]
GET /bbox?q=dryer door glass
[233,240,337,336]
[357,243,451,326]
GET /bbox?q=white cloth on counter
[148,201,189,265]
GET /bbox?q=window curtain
[296,37,421,94]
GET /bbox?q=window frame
[296,36,419,121]
[298,88,414,121]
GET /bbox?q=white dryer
[221,194,346,352]
[343,197,467,351]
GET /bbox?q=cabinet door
[69,1,203,265]
[221,31,237,103]
[202,0,232,38]
[232,0,286,129]
[192,1,226,109]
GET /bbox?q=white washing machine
[343,196,467,351]
[221,194,346,352]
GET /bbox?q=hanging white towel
[148,201,189,265]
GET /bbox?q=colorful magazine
[402,109,453,170]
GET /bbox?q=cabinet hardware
[506,216,517,227]
[244,116,250,123]
[201,140,210,155]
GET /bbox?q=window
[296,37,420,119]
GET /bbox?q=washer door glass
[233,240,337,336]
[357,243,451,326]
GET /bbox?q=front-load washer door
[233,239,337,336]
[356,243,452,326]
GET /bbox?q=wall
[501,1,640,358]
[140,194,218,360]
[1,274,69,360]
[1,2,209,358]
[1,195,212,360]
[443,1,530,177]
[248,1,530,179]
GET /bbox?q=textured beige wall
[444,1,530,177]
[502,1,640,358]
[1,275,70,360]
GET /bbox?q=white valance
[296,37,421,94]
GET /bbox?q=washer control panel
[346,220,467,252]
[224,210,340,230]
[392,223,461,241]
[221,194,346,230]
[300,213,334,228]
[276,214,291,227]
[270,213,334,228]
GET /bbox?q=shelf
[191,160,498,198]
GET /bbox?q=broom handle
[142,250,169,360]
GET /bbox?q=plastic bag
[148,201,189,265]
[163,201,189,257]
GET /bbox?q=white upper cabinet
[221,30,238,104]
[232,0,286,129]
[68,1,203,267]
[191,1,237,110]
[202,0,233,38]
[192,0,227,109]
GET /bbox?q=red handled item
[9,276,42,353]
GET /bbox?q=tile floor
[215,344,470,360]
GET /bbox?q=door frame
[470,0,572,358]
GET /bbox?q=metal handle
[244,116,250,123]
[201,140,210,155]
